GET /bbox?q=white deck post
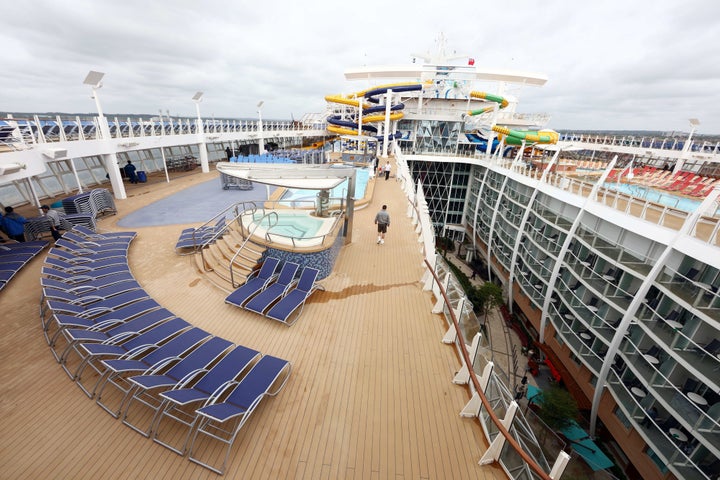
[431,273,450,313]
[443,298,466,344]
[453,331,481,383]
[479,401,518,465]
[549,451,571,479]
[460,361,493,417]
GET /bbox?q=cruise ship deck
[0,166,507,479]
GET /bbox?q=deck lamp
[257,101,265,154]
[192,91,204,135]
[83,70,110,139]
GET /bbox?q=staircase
[194,223,267,294]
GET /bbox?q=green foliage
[477,282,504,323]
[435,236,455,254]
[536,387,579,431]
[444,258,483,313]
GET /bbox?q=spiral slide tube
[492,125,559,145]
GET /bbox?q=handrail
[229,210,279,288]
[422,257,553,480]
[197,201,258,271]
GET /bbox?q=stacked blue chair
[0,240,49,291]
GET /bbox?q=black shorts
[377,223,387,233]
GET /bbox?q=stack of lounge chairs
[40,225,291,475]
[174,217,227,254]
[225,257,322,326]
[0,240,49,291]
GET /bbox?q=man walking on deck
[374,204,390,244]
[383,161,391,180]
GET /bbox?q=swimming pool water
[251,212,324,238]
[605,183,702,213]
[281,167,371,203]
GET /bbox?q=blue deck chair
[62,231,133,249]
[42,278,141,303]
[95,327,212,417]
[41,264,129,281]
[187,355,292,474]
[49,246,127,262]
[152,345,261,454]
[265,267,321,326]
[73,317,191,396]
[45,297,160,346]
[45,255,128,272]
[45,289,151,321]
[0,261,26,271]
[57,308,175,370]
[122,337,234,435]
[72,225,137,240]
[244,262,299,315]
[224,257,281,307]
[41,278,142,318]
[54,238,128,257]
[41,271,135,290]
[0,252,37,263]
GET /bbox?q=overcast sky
[3,0,719,134]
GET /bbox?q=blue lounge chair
[244,262,299,315]
[72,225,137,240]
[54,238,128,257]
[42,264,130,281]
[95,327,212,417]
[42,278,141,304]
[152,345,262,454]
[45,297,161,346]
[174,217,226,253]
[265,267,321,326]
[41,278,142,318]
[62,231,132,249]
[187,355,292,474]
[73,317,191,396]
[122,336,234,435]
[49,246,127,262]
[57,307,175,370]
[45,289,151,320]
[224,257,280,307]
[45,256,128,272]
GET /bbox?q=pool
[604,183,705,213]
[242,210,338,248]
[280,167,371,206]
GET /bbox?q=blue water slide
[362,103,405,115]
[327,115,378,133]
[363,84,423,100]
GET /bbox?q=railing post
[452,330,481,383]
[549,451,571,479]
[460,361,493,417]
[479,401,518,465]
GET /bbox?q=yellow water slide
[467,91,509,116]
[325,82,422,137]
[492,125,559,145]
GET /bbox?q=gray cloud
[2,0,719,133]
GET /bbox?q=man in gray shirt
[374,204,390,245]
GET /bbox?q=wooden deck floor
[0,166,507,479]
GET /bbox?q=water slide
[467,91,509,116]
[492,125,559,145]
[325,83,423,139]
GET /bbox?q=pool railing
[237,207,346,250]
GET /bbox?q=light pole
[192,92,204,134]
[257,100,265,155]
[83,70,126,199]
[675,118,700,173]
[193,91,210,173]
[83,71,110,139]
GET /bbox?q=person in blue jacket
[124,160,138,184]
[1,206,27,242]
